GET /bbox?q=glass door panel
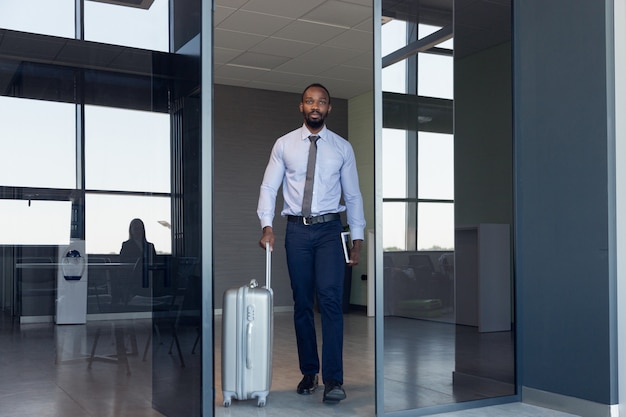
[378,0,515,413]
[0,1,203,416]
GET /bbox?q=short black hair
[301,83,331,104]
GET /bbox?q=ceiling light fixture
[226,64,272,72]
[296,19,351,30]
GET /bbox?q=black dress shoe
[323,380,346,403]
[297,374,318,395]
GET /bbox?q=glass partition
[0,1,203,416]
[379,0,515,412]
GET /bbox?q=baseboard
[453,371,515,397]
[522,386,616,417]
[20,315,54,324]
[350,304,367,313]
[87,311,153,321]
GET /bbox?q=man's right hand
[259,226,274,251]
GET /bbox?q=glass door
[376,0,516,413]
[0,1,204,416]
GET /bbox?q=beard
[304,111,326,130]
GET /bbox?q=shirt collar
[301,124,327,142]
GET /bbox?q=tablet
[340,231,352,264]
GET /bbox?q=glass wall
[378,0,515,413]
[0,1,202,416]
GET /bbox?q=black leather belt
[287,213,340,225]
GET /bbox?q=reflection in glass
[85,193,171,255]
[417,202,454,250]
[0,200,71,245]
[85,106,171,193]
[0,0,74,38]
[0,0,202,415]
[84,0,169,52]
[380,0,514,413]
[383,202,409,251]
[382,128,408,198]
[382,19,407,93]
[418,132,454,200]
[0,97,76,189]
[418,53,453,99]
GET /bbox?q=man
[257,83,366,403]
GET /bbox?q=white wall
[348,91,375,306]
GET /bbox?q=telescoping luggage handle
[265,242,271,289]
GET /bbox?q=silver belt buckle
[303,216,312,225]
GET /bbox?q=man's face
[300,86,332,131]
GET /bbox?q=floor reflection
[0,310,514,417]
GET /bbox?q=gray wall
[515,1,615,404]
[213,84,348,309]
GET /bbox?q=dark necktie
[301,135,319,218]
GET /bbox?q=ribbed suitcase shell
[221,247,273,407]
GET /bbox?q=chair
[87,257,112,313]
[17,256,56,317]
[408,254,449,307]
[168,275,201,368]
[140,257,199,365]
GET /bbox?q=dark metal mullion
[383,198,454,204]
[74,0,86,240]
[75,0,84,41]
[382,25,453,68]
[84,189,172,198]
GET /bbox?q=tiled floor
[0,310,578,417]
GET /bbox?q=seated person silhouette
[117,218,157,308]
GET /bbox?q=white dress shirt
[258,124,366,240]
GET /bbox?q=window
[0,0,75,38]
[0,97,76,189]
[382,18,454,252]
[85,105,170,193]
[84,0,169,52]
[84,105,171,255]
[85,193,171,255]
[0,200,71,245]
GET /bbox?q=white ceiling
[214,0,374,100]
[213,0,512,100]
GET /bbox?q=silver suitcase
[221,244,273,407]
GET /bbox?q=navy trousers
[285,218,345,384]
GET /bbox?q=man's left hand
[348,239,363,266]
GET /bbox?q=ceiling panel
[328,29,372,52]
[218,10,293,36]
[228,51,291,69]
[214,6,237,26]
[271,20,348,44]
[300,1,372,28]
[214,47,244,66]
[214,0,375,99]
[214,28,265,50]
[249,37,317,59]
[241,0,326,19]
